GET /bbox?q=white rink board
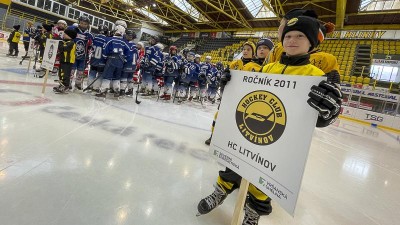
[211,71,325,215]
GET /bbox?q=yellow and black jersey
[8,31,21,43]
[58,40,76,64]
[262,54,325,76]
[267,43,339,75]
[39,32,53,47]
[242,58,266,72]
[229,59,245,70]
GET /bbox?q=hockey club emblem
[48,44,54,59]
[235,90,287,146]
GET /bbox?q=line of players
[15,16,225,102]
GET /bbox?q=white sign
[211,71,325,215]
[372,59,400,65]
[27,39,36,57]
[340,84,400,103]
[41,39,59,71]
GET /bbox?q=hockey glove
[307,80,343,127]
[326,70,341,84]
[220,67,231,87]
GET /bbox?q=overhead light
[152,3,156,7]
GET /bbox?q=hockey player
[243,38,274,72]
[53,20,67,40]
[35,24,53,76]
[161,46,181,100]
[120,29,138,97]
[53,29,77,94]
[7,25,21,57]
[87,25,109,93]
[140,36,163,95]
[22,22,35,58]
[206,62,221,103]
[188,54,202,101]
[175,52,200,103]
[269,8,340,84]
[70,16,93,90]
[133,41,145,84]
[95,21,129,99]
[152,44,165,96]
[198,16,342,225]
[198,55,213,101]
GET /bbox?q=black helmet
[125,29,137,39]
[216,62,223,70]
[149,36,159,43]
[98,25,109,36]
[78,16,90,24]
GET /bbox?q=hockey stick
[83,72,102,92]
[135,82,141,104]
[19,51,29,65]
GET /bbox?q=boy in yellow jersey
[7,25,21,57]
[197,16,342,225]
[53,29,77,94]
[269,8,340,84]
[205,41,256,146]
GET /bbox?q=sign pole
[230,178,250,225]
[41,69,49,94]
[26,57,32,75]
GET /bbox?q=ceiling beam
[184,0,224,29]
[200,0,252,28]
[336,0,347,29]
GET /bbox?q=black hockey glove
[326,70,340,84]
[220,67,231,87]
[307,80,343,127]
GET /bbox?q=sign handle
[26,57,32,75]
[41,69,49,94]
[230,178,250,225]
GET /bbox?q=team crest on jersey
[287,18,298,26]
[235,90,287,146]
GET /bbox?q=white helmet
[195,54,201,58]
[114,25,126,35]
[137,42,144,48]
[155,43,164,50]
[57,20,67,27]
[72,23,78,27]
[206,56,212,60]
[115,20,127,29]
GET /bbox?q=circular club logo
[236,90,287,145]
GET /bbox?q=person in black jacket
[7,25,21,57]
[53,29,77,94]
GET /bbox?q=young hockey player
[204,41,256,145]
[175,52,200,103]
[206,62,222,103]
[188,54,202,101]
[70,16,93,90]
[120,29,138,97]
[269,8,340,84]
[53,29,77,94]
[198,55,213,101]
[198,16,342,225]
[7,25,21,57]
[161,46,181,100]
[133,41,145,84]
[35,24,53,77]
[22,22,35,58]
[243,38,274,72]
[87,25,109,93]
[95,21,129,99]
[140,36,163,95]
[53,20,67,40]
[152,44,165,96]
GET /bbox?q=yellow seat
[363,77,371,85]
[350,76,356,83]
[344,75,351,82]
[356,76,363,84]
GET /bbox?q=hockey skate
[197,184,227,216]
[242,203,260,225]
[74,84,83,91]
[34,69,46,78]
[114,90,121,100]
[119,90,126,99]
[125,89,134,97]
[162,94,171,101]
[95,91,107,101]
[54,85,68,94]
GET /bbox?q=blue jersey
[183,61,200,81]
[143,45,163,68]
[90,34,108,66]
[164,54,182,75]
[72,27,93,60]
[23,27,34,42]
[102,36,130,68]
[124,40,138,71]
[208,67,220,87]
[200,62,213,76]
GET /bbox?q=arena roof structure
[63,0,400,32]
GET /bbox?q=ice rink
[0,42,400,225]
